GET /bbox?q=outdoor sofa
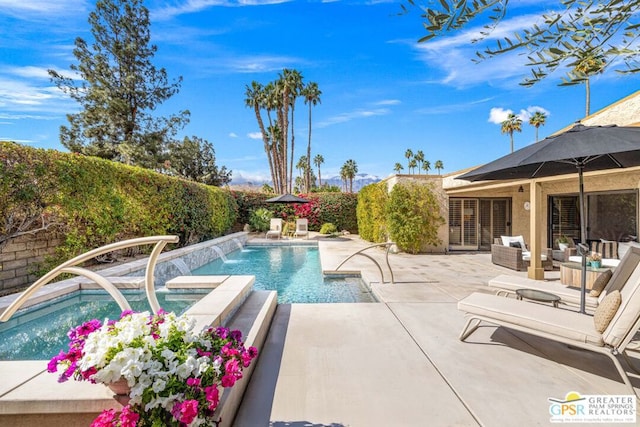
[458,254,640,398]
[491,236,554,271]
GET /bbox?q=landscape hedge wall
[230,191,359,233]
[1,142,236,272]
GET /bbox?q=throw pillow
[593,290,621,333]
[509,241,522,249]
[589,269,613,297]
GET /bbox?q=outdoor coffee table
[515,288,560,308]
[559,262,612,290]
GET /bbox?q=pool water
[0,290,205,361]
[192,245,376,304]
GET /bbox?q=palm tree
[414,150,425,173]
[404,148,413,171]
[434,160,444,175]
[529,111,547,142]
[339,164,348,192]
[571,48,606,117]
[244,81,277,191]
[281,69,304,193]
[313,154,324,188]
[342,159,358,193]
[422,160,431,174]
[393,162,403,174]
[408,158,417,175]
[501,113,522,153]
[296,155,308,191]
[302,82,321,192]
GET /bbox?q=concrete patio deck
[234,235,640,426]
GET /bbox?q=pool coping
[0,274,259,423]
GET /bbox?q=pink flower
[91,409,117,427]
[120,405,140,427]
[225,358,240,376]
[221,374,236,388]
[187,377,201,387]
[205,385,220,409]
[179,400,199,424]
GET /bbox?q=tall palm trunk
[306,102,312,191]
[289,104,295,193]
[585,78,591,117]
[254,105,276,190]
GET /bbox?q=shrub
[319,223,337,234]
[249,208,273,232]
[357,182,388,243]
[385,182,445,254]
[0,142,237,270]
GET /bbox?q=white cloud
[153,0,292,21]
[373,99,401,106]
[247,132,262,139]
[317,108,390,128]
[411,13,550,88]
[416,97,493,115]
[488,105,550,124]
[488,107,513,124]
[229,132,238,138]
[0,0,87,16]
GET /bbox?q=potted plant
[589,251,602,268]
[556,235,570,251]
[48,310,258,426]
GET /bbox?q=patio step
[165,275,230,289]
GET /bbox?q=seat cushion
[488,275,599,309]
[568,256,620,268]
[458,292,603,346]
[521,251,548,261]
[602,262,640,347]
[501,235,526,249]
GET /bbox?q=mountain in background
[230,172,382,192]
[322,173,382,192]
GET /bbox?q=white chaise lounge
[488,247,640,311]
[458,257,640,398]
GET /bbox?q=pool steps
[165,275,230,289]
[0,274,277,427]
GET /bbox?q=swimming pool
[0,290,206,361]
[191,245,376,304]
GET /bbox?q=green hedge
[358,181,445,254]
[356,182,389,242]
[230,191,359,233]
[1,142,236,268]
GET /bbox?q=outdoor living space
[233,235,640,426]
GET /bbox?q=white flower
[152,378,166,393]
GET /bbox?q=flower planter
[108,379,131,405]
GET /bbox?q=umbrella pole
[578,165,587,314]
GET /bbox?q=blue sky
[1,0,639,183]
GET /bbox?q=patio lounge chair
[491,237,554,271]
[266,218,283,239]
[457,258,640,398]
[293,218,309,239]
[488,246,640,311]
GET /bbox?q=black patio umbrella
[265,193,310,204]
[458,123,640,313]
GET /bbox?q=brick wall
[0,232,62,293]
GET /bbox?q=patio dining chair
[457,254,640,398]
